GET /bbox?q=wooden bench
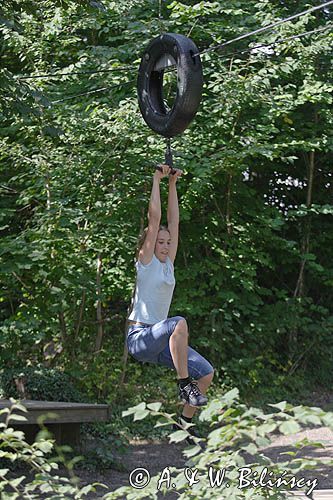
[0,399,110,447]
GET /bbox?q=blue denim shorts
[127,316,214,380]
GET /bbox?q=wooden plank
[0,399,110,424]
[0,400,109,410]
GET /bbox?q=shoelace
[188,381,202,397]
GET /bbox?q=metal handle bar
[155,164,177,175]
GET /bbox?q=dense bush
[0,400,104,499]
[0,367,87,402]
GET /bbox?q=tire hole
[162,66,178,112]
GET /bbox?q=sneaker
[179,380,208,407]
[172,417,206,450]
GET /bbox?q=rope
[193,0,333,57]
[165,138,173,169]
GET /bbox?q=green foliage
[0,367,87,402]
[0,0,332,401]
[115,388,333,499]
[2,391,333,498]
[79,435,127,473]
[0,400,105,498]
[102,365,182,439]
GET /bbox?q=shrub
[2,390,333,499]
[0,367,87,402]
[110,388,333,499]
[0,400,105,499]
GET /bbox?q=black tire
[137,33,203,138]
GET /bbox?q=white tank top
[128,254,176,325]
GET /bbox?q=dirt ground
[79,439,186,499]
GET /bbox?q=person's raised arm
[167,169,182,264]
[138,165,170,265]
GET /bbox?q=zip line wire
[16,1,332,105]
[50,23,332,104]
[161,24,331,75]
[213,24,332,64]
[193,0,333,57]
[17,64,137,80]
[18,23,332,87]
[15,1,333,83]
[51,78,137,104]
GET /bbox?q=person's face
[155,230,171,263]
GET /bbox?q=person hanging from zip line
[127,164,214,446]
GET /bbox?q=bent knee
[201,367,214,381]
[177,317,188,331]
[199,368,214,384]
[171,316,188,334]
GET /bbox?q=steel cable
[193,0,333,57]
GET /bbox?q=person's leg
[169,321,209,406]
[128,317,209,407]
[158,343,214,407]
[168,317,189,378]
[127,316,188,370]
[128,316,191,378]
[157,345,214,447]
[181,370,214,419]
[176,374,213,449]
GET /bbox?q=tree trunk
[94,253,104,353]
[119,314,131,391]
[58,311,67,343]
[45,172,51,211]
[226,173,233,235]
[118,206,146,391]
[293,150,315,299]
[289,149,315,357]
[73,289,86,354]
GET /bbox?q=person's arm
[139,166,170,265]
[167,169,182,264]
